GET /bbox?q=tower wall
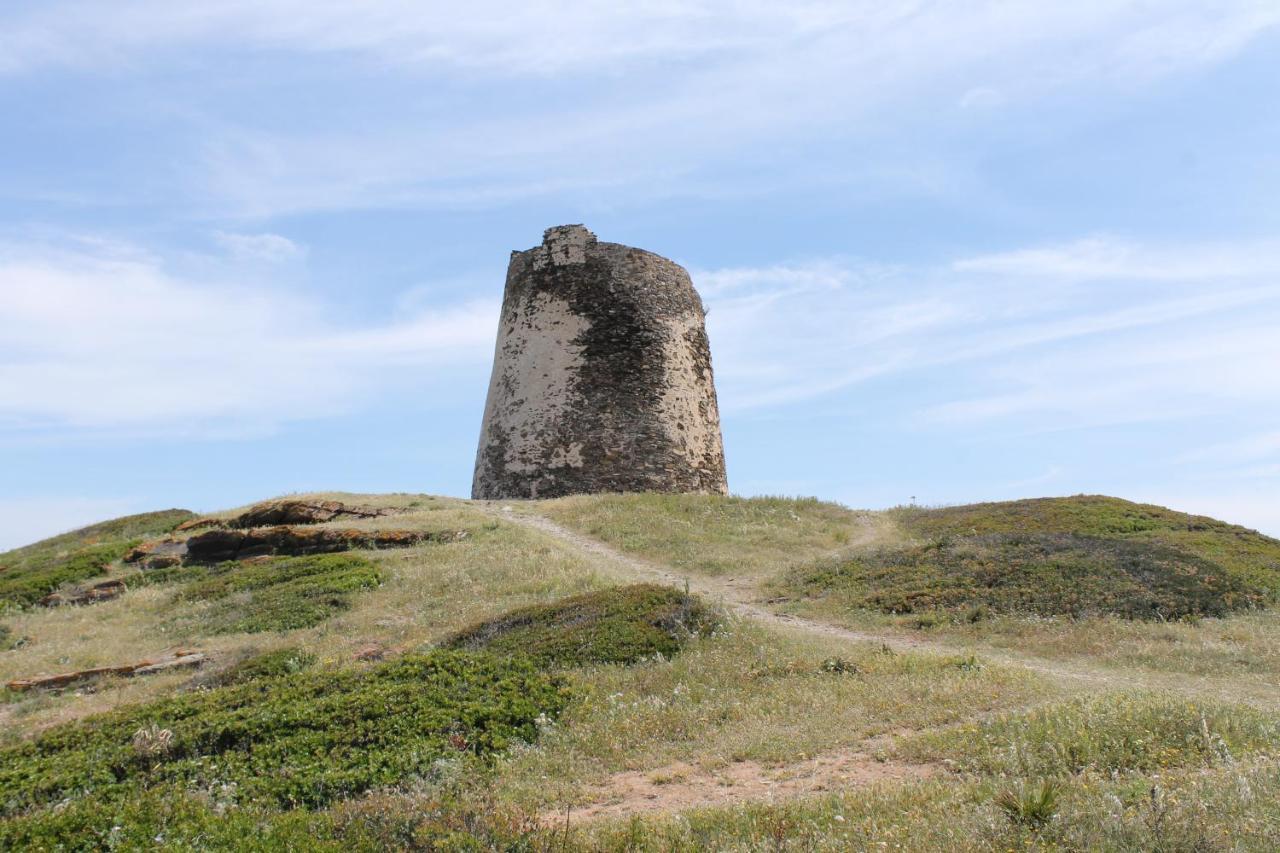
[472,225,728,499]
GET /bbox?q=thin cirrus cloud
[701,236,1280,428]
[5,3,1274,218]
[1,232,1277,444]
[0,238,496,435]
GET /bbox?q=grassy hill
[0,509,194,609]
[2,492,1280,849]
[895,495,1280,596]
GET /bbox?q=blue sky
[2,1,1280,548]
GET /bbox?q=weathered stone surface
[123,538,188,569]
[6,649,205,692]
[39,578,128,607]
[174,517,223,532]
[473,225,728,499]
[230,499,393,528]
[183,526,466,564]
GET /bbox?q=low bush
[895,496,1280,596]
[441,583,717,667]
[0,650,569,824]
[202,646,318,688]
[0,541,135,608]
[180,553,385,634]
[786,533,1263,620]
[899,694,1280,776]
[0,508,194,609]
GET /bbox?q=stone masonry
[472,225,728,499]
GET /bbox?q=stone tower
[472,225,728,499]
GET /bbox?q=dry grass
[1,493,619,740]
[533,492,889,581]
[490,618,1052,812]
[8,490,1280,851]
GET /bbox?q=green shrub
[0,508,194,609]
[441,583,717,667]
[0,788,355,852]
[899,694,1280,776]
[895,496,1280,596]
[180,553,385,634]
[0,650,569,821]
[203,646,318,688]
[787,533,1263,620]
[0,540,137,608]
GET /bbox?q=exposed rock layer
[183,526,465,564]
[473,225,728,499]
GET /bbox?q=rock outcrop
[473,225,728,499]
[182,526,466,564]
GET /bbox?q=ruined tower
[472,225,728,499]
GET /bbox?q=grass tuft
[994,779,1060,828]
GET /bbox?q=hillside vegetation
[442,583,718,667]
[3,492,1280,849]
[895,495,1280,595]
[779,496,1279,624]
[0,509,193,609]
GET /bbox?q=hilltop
[3,492,1280,849]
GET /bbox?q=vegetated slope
[788,534,1263,620]
[173,553,385,634]
[0,509,194,608]
[897,692,1280,777]
[441,583,717,666]
[783,496,1279,621]
[897,495,1280,595]
[0,651,568,838]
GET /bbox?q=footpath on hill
[486,504,1280,711]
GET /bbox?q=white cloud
[5,2,1274,216]
[213,231,306,263]
[700,236,1280,427]
[2,1,1275,80]
[0,239,496,434]
[954,237,1280,280]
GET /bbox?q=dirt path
[478,504,1280,824]
[544,751,938,826]
[488,506,1279,705]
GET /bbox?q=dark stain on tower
[472,225,728,499]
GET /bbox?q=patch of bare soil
[548,750,936,825]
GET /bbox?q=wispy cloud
[701,236,1280,431]
[0,238,495,436]
[5,3,1274,217]
[954,236,1280,280]
[213,231,306,263]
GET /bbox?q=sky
[2,1,1280,549]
